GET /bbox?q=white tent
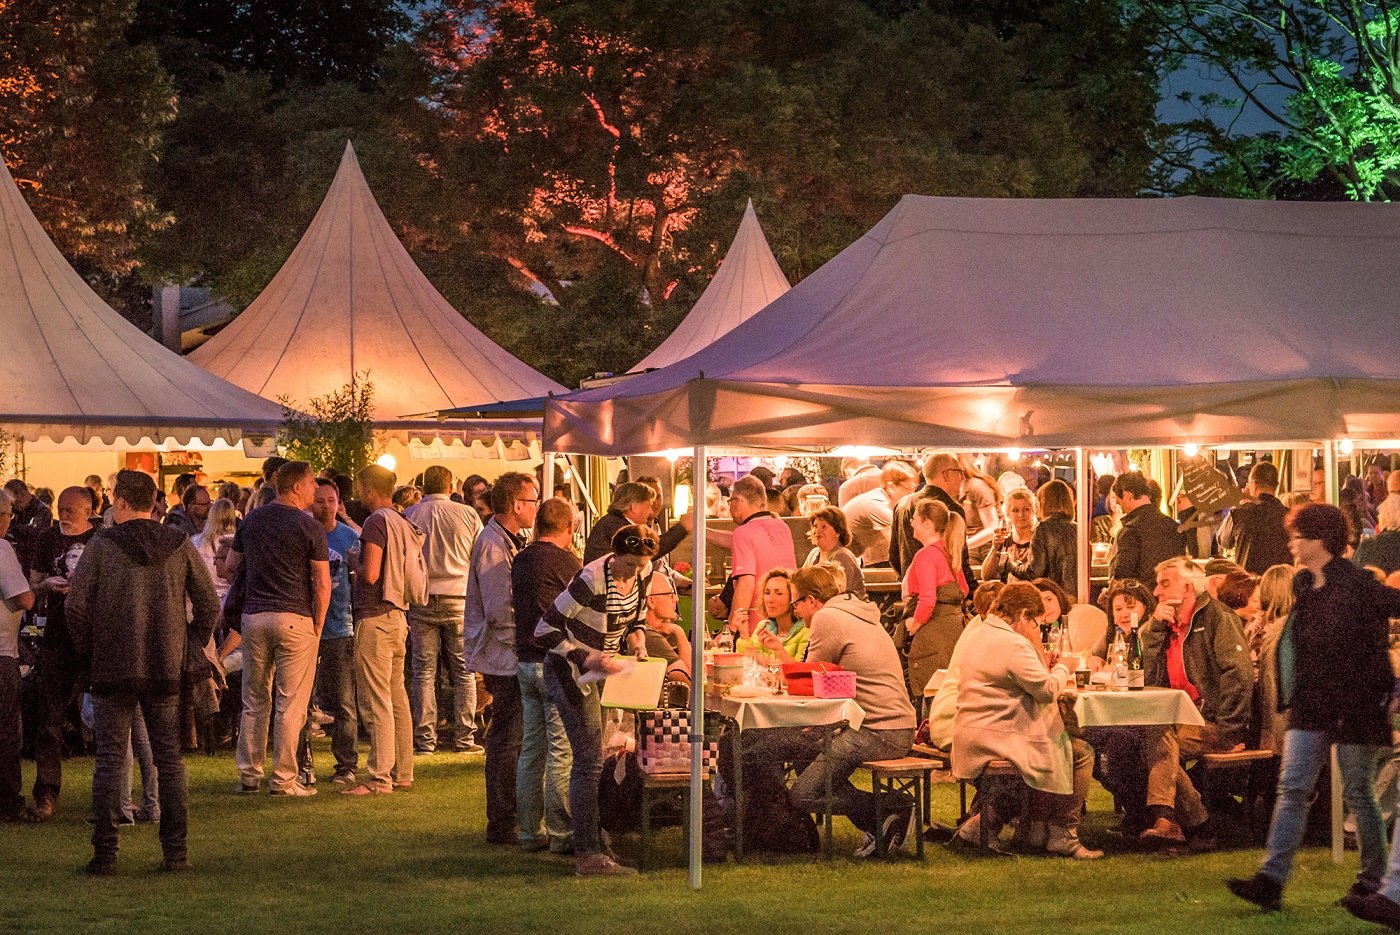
[0,157,285,444]
[546,195,1400,454]
[633,200,789,372]
[190,142,565,428]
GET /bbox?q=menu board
[1180,458,1245,518]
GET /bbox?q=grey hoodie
[807,593,916,731]
[66,519,219,696]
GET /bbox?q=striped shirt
[535,555,651,679]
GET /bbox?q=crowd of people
[3,448,1400,914]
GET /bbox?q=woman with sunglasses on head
[533,524,659,878]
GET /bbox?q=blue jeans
[1261,729,1386,888]
[91,691,187,862]
[408,596,475,751]
[516,662,572,849]
[545,659,602,856]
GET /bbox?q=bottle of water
[1110,630,1129,691]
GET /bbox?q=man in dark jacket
[582,482,685,566]
[66,470,219,875]
[1108,471,1184,584]
[1229,505,1400,916]
[1137,556,1253,849]
[889,452,977,587]
[1218,462,1292,575]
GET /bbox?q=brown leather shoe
[30,796,55,822]
[1139,817,1186,844]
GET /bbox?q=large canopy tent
[631,200,790,373]
[546,195,1400,455]
[190,142,565,437]
[0,157,285,446]
[541,194,1400,889]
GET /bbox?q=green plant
[278,373,377,475]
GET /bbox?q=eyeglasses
[790,595,810,610]
[620,535,658,550]
[944,468,967,477]
[651,590,677,600]
[517,498,541,505]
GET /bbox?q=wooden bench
[864,757,941,858]
[1197,749,1276,842]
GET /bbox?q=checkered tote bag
[636,709,718,778]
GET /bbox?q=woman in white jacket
[952,582,1101,859]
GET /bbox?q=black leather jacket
[1003,514,1077,594]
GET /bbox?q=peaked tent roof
[546,195,1400,454]
[190,143,565,425]
[633,200,789,372]
[0,158,286,444]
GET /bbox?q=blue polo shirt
[324,522,358,639]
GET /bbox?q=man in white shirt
[404,465,484,754]
[845,461,918,566]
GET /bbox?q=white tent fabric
[633,200,789,372]
[546,195,1400,454]
[0,158,286,444]
[190,142,564,423]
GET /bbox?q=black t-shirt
[33,522,98,655]
[233,503,329,617]
[511,540,582,664]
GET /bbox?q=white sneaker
[269,781,318,797]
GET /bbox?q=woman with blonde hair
[981,486,1036,583]
[959,454,1002,564]
[902,499,968,698]
[999,479,1077,595]
[1253,564,1297,755]
[193,498,239,600]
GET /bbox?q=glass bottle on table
[1110,630,1129,691]
[1126,612,1145,690]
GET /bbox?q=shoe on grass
[1225,873,1282,912]
[84,856,117,877]
[1340,890,1400,928]
[30,796,55,822]
[1045,825,1103,860]
[1139,816,1185,845]
[454,742,485,755]
[331,771,356,787]
[575,853,638,877]
[340,782,391,796]
[160,857,190,873]
[269,781,317,797]
[236,782,261,795]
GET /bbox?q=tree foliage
[278,375,378,476]
[1145,0,1400,200]
[0,0,174,282]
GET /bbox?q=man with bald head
[29,485,101,819]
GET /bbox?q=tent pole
[1074,447,1090,604]
[542,450,555,501]
[1323,441,1339,505]
[689,444,707,891]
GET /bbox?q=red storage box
[781,662,849,697]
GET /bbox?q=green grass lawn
[0,742,1384,935]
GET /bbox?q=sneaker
[392,780,413,790]
[852,832,879,859]
[521,838,549,854]
[454,742,485,755]
[331,771,357,787]
[310,707,334,726]
[134,807,160,824]
[1225,873,1283,912]
[575,853,638,877]
[236,782,261,795]
[269,782,318,797]
[159,857,190,873]
[340,782,392,796]
[1341,890,1400,927]
[883,804,914,854]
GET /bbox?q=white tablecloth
[1072,687,1205,728]
[706,692,865,731]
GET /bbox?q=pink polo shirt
[731,511,794,615]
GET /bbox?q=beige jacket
[952,614,1073,794]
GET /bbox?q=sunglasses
[620,535,658,550]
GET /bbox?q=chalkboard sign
[1180,458,1245,518]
